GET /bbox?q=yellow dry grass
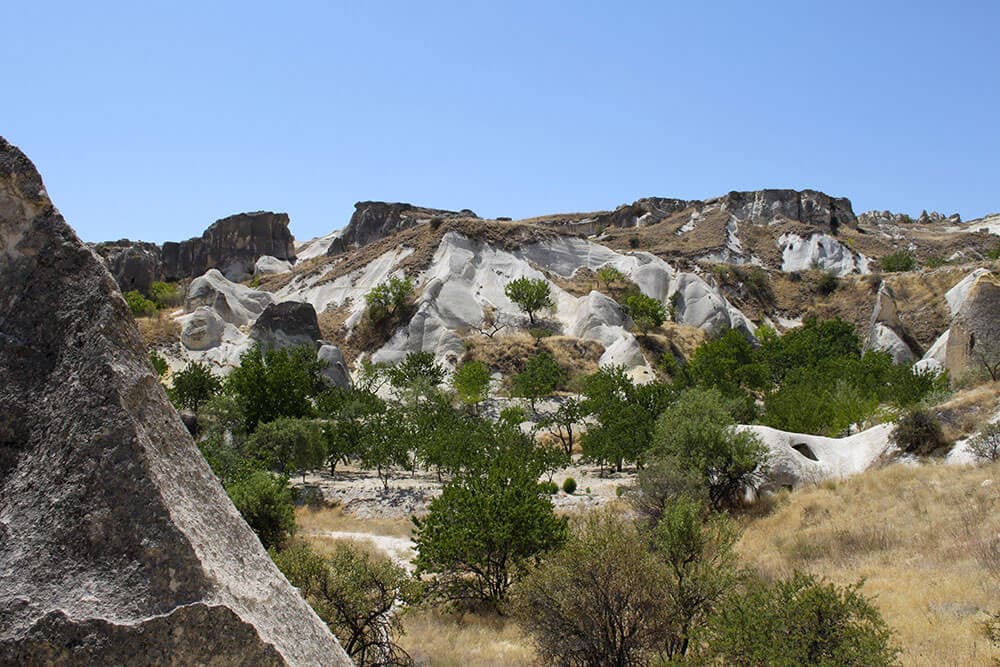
[935,381,1000,442]
[398,609,536,667]
[136,311,181,347]
[738,461,1000,666]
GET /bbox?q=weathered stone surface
[180,306,226,351]
[92,239,164,294]
[255,254,293,276]
[717,189,856,230]
[250,301,322,351]
[0,137,351,666]
[318,343,352,388]
[329,201,477,253]
[945,273,1000,378]
[163,211,295,282]
[185,268,274,326]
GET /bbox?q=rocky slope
[0,137,351,665]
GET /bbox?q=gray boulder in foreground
[0,137,351,665]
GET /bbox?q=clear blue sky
[4,1,998,243]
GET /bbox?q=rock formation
[0,137,351,666]
[945,272,1000,380]
[184,268,275,327]
[94,211,296,289]
[250,301,322,351]
[328,201,477,253]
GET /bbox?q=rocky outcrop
[0,137,351,665]
[180,306,226,350]
[163,211,295,281]
[91,239,163,294]
[715,189,856,230]
[255,254,293,275]
[185,268,275,326]
[250,301,322,351]
[945,272,1000,379]
[329,201,477,253]
[94,212,296,290]
[318,343,352,388]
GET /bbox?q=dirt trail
[307,530,417,571]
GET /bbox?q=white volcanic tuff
[911,267,995,373]
[277,246,414,328]
[740,423,895,490]
[671,273,755,334]
[295,229,344,261]
[945,267,991,316]
[254,255,292,275]
[185,268,274,326]
[778,232,870,275]
[870,323,916,364]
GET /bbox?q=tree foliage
[272,540,417,666]
[513,351,565,411]
[504,277,554,324]
[703,572,899,666]
[969,422,1000,463]
[124,289,156,317]
[169,361,222,413]
[452,360,491,410]
[245,417,326,480]
[621,291,668,333]
[225,344,325,432]
[365,275,414,323]
[225,470,296,550]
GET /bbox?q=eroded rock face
[0,137,351,666]
[185,268,275,326]
[250,301,322,351]
[329,201,477,252]
[945,273,1000,379]
[92,239,164,294]
[717,189,856,230]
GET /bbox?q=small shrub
[985,242,1000,261]
[149,350,168,377]
[924,255,948,269]
[881,250,916,273]
[365,275,414,323]
[969,422,1000,463]
[541,481,560,495]
[150,281,182,308]
[615,485,627,497]
[226,470,296,550]
[124,290,156,317]
[562,477,577,494]
[528,326,555,339]
[890,408,949,456]
[628,236,640,249]
[621,291,667,333]
[815,271,839,295]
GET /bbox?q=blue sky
[4,1,998,243]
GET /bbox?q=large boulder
[185,268,274,326]
[92,239,164,294]
[0,137,351,665]
[162,211,296,282]
[318,343,352,388]
[180,306,226,351]
[250,301,322,351]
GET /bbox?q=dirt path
[306,530,417,571]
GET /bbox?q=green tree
[365,275,414,323]
[651,496,741,658]
[225,344,325,432]
[580,366,674,473]
[150,281,182,308]
[169,361,222,413]
[315,386,384,474]
[512,509,676,667]
[387,351,445,403]
[360,404,412,489]
[246,417,326,481]
[452,360,491,411]
[596,265,625,291]
[539,397,586,456]
[703,572,899,666]
[149,350,168,377]
[969,422,1000,463]
[412,416,568,609]
[621,291,668,333]
[272,540,417,666]
[653,387,769,510]
[504,276,554,324]
[513,351,565,412]
[226,470,296,550]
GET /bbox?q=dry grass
[398,609,536,667]
[295,504,414,539]
[136,310,181,346]
[461,333,603,388]
[738,461,1000,666]
[935,381,1000,441]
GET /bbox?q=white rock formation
[870,323,916,363]
[945,268,991,317]
[179,306,226,351]
[254,255,292,275]
[295,229,343,260]
[185,268,274,326]
[778,232,870,275]
[741,423,895,490]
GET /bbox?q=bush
[881,250,916,273]
[150,281,182,308]
[596,265,624,290]
[452,360,491,409]
[271,540,417,666]
[245,417,326,480]
[890,408,949,456]
[814,270,840,295]
[512,510,677,666]
[124,290,156,317]
[513,351,565,411]
[703,572,899,666]
[149,350,168,377]
[226,470,296,550]
[225,344,325,432]
[969,422,1000,463]
[561,477,577,494]
[365,275,414,323]
[541,480,559,495]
